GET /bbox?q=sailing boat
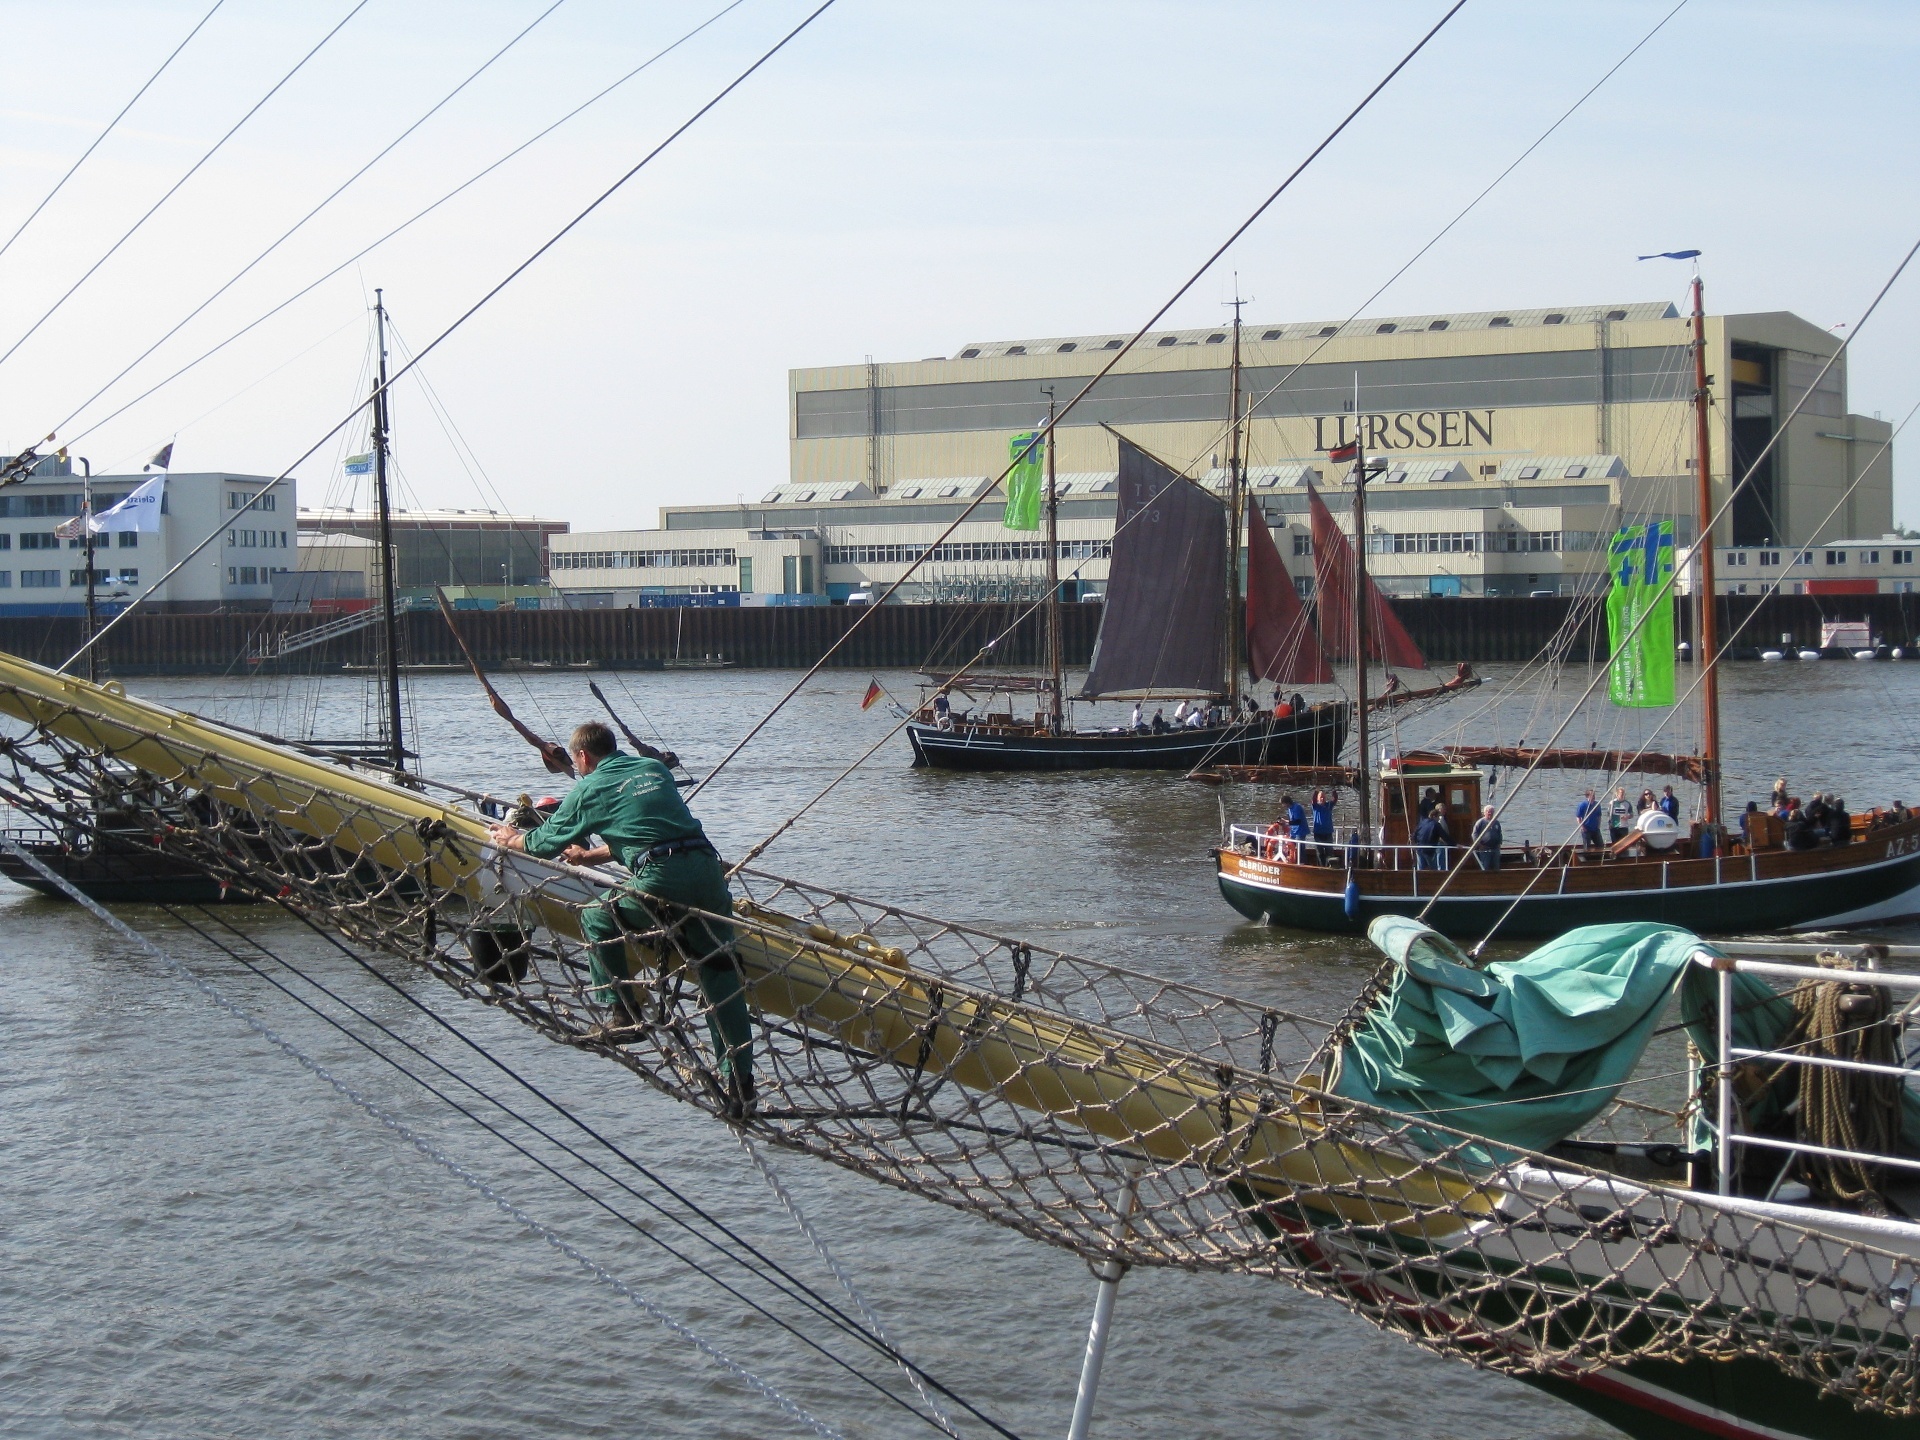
[905,312,1350,771]
[1215,275,1920,936]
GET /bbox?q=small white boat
[1797,648,1822,661]
[1760,649,1785,662]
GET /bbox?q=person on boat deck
[1770,776,1790,812]
[1636,787,1658,817]
[1130,701,1144,731]
[1806,792,1833,842]
[1740,800,1761,847]
[1310,789,1336,863]
[1416,786,1439,821]
[932,690,952,730]
[1470,804,1502,871]
[1185,706,1207,729]
[1785,806,1817,851]
[1658,785,1680,821]
[1173,699,1190,725]
[1607,787,1633,845]
[1413,805,1450,870]
[1576,790,1603,852]
[1832,796,1851,845]
[1150,708,1168,734]
[489,721,755,1119]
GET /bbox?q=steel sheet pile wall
[1,596,1912,675]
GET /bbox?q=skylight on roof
[1058,342,1076,352]
[1317,325,1337,337]
[1544,313,1565,324]
[938,484,961,497]
[1156,336,1178,347]
[960,348,980,358]
[1006,345,1026,355]
[1606,309,1627,321]
[762,491,782,502]
[1376,323,1397,334]
[1564,465,1586,479]
[1261,329,1282,340]
[1489,316,1511,327]
[1428,319,1449,330]
[1518,465,1541,480]
[1205,333,1224,344]
[896,486,921,498]
[1102,339,1122,350]
[1255,475,1279,487]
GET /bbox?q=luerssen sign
[1312,410,1494,452]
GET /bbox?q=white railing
[1224,824,1526,873]
[1693,949,1920,1198]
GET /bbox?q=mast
[1043,388,1064,731]
[80,459,97,684]
[1351,377,1371,846]
[1689,273,1722,827]
[1224,299,1247,701]
[372,289,406,773]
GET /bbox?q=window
[1759,550,1780,565]
[1864,550,1882,565]
[549,548,738,571]
[1057,342,1076,353]
[0,534,8,550]
[1544,313,1566,324]
[1795,551,1812,566]
[1292,534,1312,557]
[937,485,961,497]
[1727,551,1748,566]
[895,486,921,498]
[20,569,60,587]
[738,556,753,593]
[68,568,111,586]
[1826,550,1847,565]
[1156,336,1178,346]
[795,491,815,503]
[1428,319,1448,331]
[118,568,138,584]
[1517,466,1541,480]
[1896,550,1914,565]
[1205,333,1224,344]
[822,540,1111,566]
[1005,345,1026,356]
[1606,309,1627,321]
[1488,316,1511,327]
[1261,329,1282,341]
[227,567,236,584]
[1316,326,1337,337]
[0,572,9,587]
[19,531,57,550]
[1479,464,1498,476]
[1102,339,1122,350]
[1375,323,1396,334]
[118,531,137,548]
[1564,464,1587,478]
[960,348,980,359]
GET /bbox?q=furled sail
[1246,509,1332,684]
[1306,482,1426,669]
[1080,438,1226,696]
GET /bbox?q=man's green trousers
[578,849,753,1090]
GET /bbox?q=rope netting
[2,675,1917,1417]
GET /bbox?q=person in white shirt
[1185,707,1207,728]
[1173,700,1190,724]
[1130,702,1143,731]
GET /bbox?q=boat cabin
[1379,753,1483,848]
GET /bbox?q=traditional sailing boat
[906,311,1351,771]
[1215,275,1920,937]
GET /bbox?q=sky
[2,0,1918,530]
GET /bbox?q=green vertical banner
[1003,431,1044,531]
[1607,521,1676,706]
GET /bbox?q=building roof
[298,506,568,530]
[758,481,873,504]
[949,301,1680,360]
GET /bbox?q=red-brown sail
[1306,482,1425,669]
[1246,510,1332,684]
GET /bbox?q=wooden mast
[1689,274,1722,828]
[1044,388,1064,731]
[371,289,406,774]
[1224,298,1247,702]
[1351,375,1372,846]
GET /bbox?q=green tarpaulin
[1607,521,1675,707]
[1334,916,1714,1157]
[1004,432,1044,532]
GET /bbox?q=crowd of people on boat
[1741,778,1858,851]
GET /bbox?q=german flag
[860,679,884,710]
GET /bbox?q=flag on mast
[1003,431,1044,531]
[91,474,166,534]
[1606,522,1676,706]
[145,442,174,472]
[860,679,884,710]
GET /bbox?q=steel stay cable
[0,837,844,1440]
[152,897,979,1438]
[44,0,574,447]
[57,0,837,676]
[686,0,1469,800]
[197,880,1022,1438]
[0,0,229,262]
[1397,240,1920,944]
[56,0,754,453]
[0,0,376,373]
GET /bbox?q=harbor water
[6,660,1918,1439]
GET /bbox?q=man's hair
[571,721,617,759]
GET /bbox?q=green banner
[1607,521,1675,707]
[1003,431,1044,531]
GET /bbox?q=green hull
[1215,848,1920,937]
[1525,1354,1920,1440]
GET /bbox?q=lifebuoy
[1261,823,1283,860]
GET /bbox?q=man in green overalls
[487,721,754,1116]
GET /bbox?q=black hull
[907,705,1349,772]
[0,836,254,905]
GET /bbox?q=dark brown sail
[1080,438,1226,697]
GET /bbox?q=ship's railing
[1694,946,1920,1199]
[1222,824,1569,872]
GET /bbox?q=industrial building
[0,457,295,615]
[297,506,568,593]
[547,299,1895,603]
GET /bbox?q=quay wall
[3,596,1918,677]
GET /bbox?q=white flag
[54,509,89,540]
[91,475,165,534]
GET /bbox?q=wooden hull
[907,704,1349,772]
[1215,823,1920,936]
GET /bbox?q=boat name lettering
[1312,410,1495,453]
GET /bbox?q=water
[6,660,1918,1439]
